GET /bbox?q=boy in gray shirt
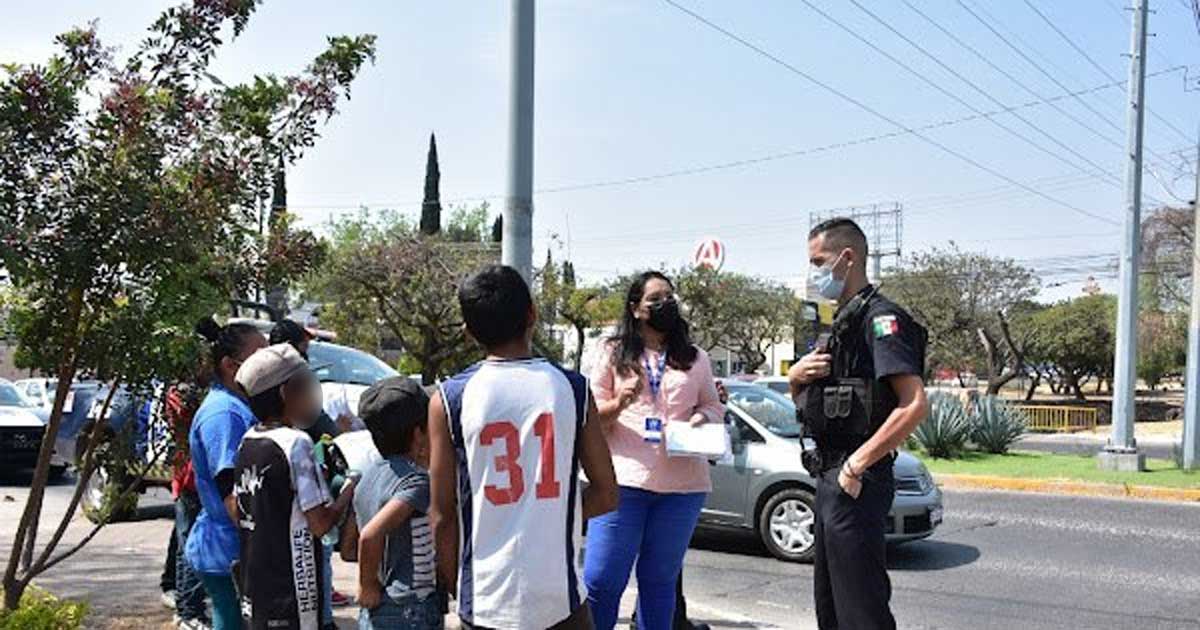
[352,377,444,629]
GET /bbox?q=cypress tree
[491,214,503,243]
[420,133,441,235]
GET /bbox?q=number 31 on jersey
[480,412,561,506]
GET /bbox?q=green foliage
[1137,311,1186,390]
[0,586,87,630]
[0,0,375,606]
[311,210,494,384]
[536,259,621,369]
[887,245,1038,383]
[913,392,971,459]
[674,267,798,374]
[970,396,1027,454]
[444,203,493,244]
[1026,295,1116,400]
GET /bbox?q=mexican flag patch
[872,314,899,338]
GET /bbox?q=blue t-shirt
[185,383,257,575]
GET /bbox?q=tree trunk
[3,288,85,611]
[1025,373,1041,401]
[573,323,586,371]
[1068,375,1086,401]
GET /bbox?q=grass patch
[922,450,1200,489]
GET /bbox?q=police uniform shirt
[857,288,926,382]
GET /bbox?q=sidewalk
[329,559,784,629]
[1015,431,1178,459]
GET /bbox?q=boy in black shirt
[233,343,357,630]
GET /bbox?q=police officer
[788,218,929,630]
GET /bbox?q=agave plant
[913,392,972,458]
[970,396,1028,454]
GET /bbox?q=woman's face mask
[646,298,682,333]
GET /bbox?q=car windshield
[307,343,398,386]
[0,382,34,407]
[727,383,802,438]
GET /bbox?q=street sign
[692,237,725,270]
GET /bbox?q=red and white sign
[692,237,726,271]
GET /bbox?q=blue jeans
[321,541,334,626]
[358,595,444,630]
[584,487,706,630]
[199,572,240,630]
[174,492,207,621]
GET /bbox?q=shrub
[970,396,1028,454]
[913,392,971,458]
[0,587,88,630]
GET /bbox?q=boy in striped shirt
[352,377,445,629]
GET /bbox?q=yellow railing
[1014,405,1098,433]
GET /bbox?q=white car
[0,379,69,478]
[307,341,402,428]
[754,376,791,395]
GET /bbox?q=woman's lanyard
[643,351,668,401]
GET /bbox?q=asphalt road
[2,472,1199,629]
[687,489,1200,629]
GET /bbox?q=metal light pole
[1182,131,1200,471]
[1101,0,1149,472]
[503,0,535,283]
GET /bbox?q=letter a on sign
[693,237,726,271]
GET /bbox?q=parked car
[3,378,84,478]
[0,379,51,476]
[307,340,400,427]
[705,380,942,563]
[14,378,102,474]
[753,376,790,395]
[226,317,400,426]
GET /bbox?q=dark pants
[161,524,177,593]
[813,465,896,630]
[174,491,207,621]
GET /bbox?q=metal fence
[1014,405,1098,433]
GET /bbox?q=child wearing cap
[346,376,445,629]
[232,343,357,630]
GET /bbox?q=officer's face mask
[811,250,848,301]
[646,298,682,333]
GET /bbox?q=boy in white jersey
[429,265,619,630]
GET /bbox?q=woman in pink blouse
[584,271,724,630]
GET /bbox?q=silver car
[702,381,943,563]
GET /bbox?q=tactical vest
[797,289,898,449]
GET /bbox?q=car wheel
[758,487,817,563]
[48,464,68,482]
[79,437,137,524]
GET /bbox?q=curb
[934,473,1200,503]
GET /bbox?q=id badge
[644,417,663,444]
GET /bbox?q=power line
[1022,0,1193,144]
[662,0,1121,226]
[827,0,1141,202]
[954,0,1179,168]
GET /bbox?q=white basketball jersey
[440,358,588,629]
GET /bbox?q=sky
[4,1,1198,302]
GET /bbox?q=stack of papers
[664,422,730,459]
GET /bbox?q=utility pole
[1182,130,1200,470]
[503,0,535,282]
[1101,0,1149,472]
